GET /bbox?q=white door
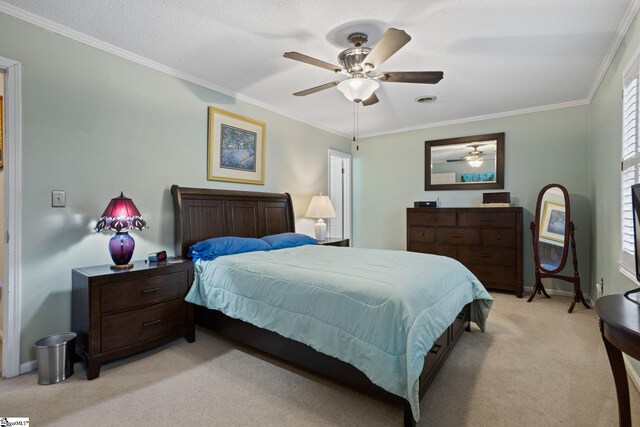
[328,150,351,241]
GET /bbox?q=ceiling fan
[446,145,491,168]
[283,28,444,106]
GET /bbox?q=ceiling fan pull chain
[353,101,359,150]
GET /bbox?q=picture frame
[540,200,566,245]
[0,95,3,169]
[207,107,265,185]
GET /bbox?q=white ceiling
[0,0,634,137]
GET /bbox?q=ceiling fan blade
[293,81,340,96]
[283,52,342,73]
[379,71,444,84]
[362,28,411,69]
[362,92,379,106]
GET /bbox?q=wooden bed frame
[171,185,471,426]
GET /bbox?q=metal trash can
[35,332,76,385]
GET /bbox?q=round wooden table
[595,294,640,427]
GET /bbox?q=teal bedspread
[185,245,493,420]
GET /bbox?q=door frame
[327,149,352,241]
[0,56,23,378]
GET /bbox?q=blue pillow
[261,232,317,250]
[188,236,271,261]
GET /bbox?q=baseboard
[523,286,597,306]
[523,286,576,298]
[19,359,36,374]
[624,355,640,393]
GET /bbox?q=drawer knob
[142,288,161,294]
[143,319,162,327]
[429,344,442,355]
[481,254,491,258]
[420,232,425,236]
[496,235,501,240]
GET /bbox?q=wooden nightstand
[318,238,350,247]
[72,259,195,379]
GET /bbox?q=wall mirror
[529,183,590,313]
[425,132,505,191]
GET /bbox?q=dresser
[406,207,523,297]
[72,260,195,379]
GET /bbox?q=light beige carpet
[1,292,638,426]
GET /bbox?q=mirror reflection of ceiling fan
[283,28,444,106]
[446,145,494,168]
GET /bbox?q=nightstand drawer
[101,270,189,313]
[101,299,189,352]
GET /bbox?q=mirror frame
[533,183,570,274]
[424,132,505,191]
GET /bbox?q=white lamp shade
[305,195,337,219]
[337,78,379,102]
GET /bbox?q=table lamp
[305,194,336,241]
[94,192,148,269]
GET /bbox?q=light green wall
[352,106,592,296]
[590,10,640,374]
[0,12,350,363]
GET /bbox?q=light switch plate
[52,190,66,207]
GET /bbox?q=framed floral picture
[540,200,566,245]
[207,107,265,185]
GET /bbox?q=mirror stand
[528,221,591,313]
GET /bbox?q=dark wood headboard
[171,185,296,258]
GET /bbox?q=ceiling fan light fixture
[337,78,379,103]
[468,159,484,168]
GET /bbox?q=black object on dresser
[72,260,195,379]
[318,238,350,247]
[407,207,523,297]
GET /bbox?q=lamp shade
[337,78,379,102]
[94,192,147,233]
[94,192,148,269]
[305,195,337,219]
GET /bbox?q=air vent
[415,95,437,103]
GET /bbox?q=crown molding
[0,1,633,141]
[587,0,640,101]
[0,2,349,139]
[359,99,590,139]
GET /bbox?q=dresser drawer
[459,212,516,228]
[468,265,515,285]
[438,228,481,245]
[408,211,456,227]
[101,270,189,313]
[409,227,436,243]
[458,246,515,266]
[482,229,516,247]
[409,243,457,258]
[101,299,189,352]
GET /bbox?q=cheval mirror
[528,184,590,313]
